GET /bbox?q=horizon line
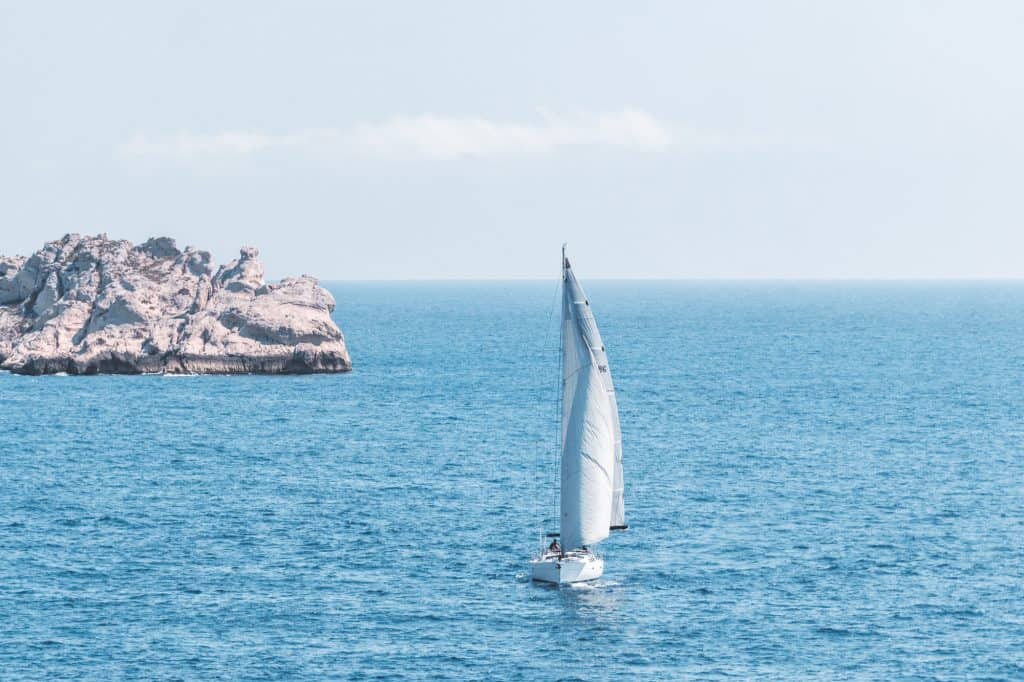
[311,276,1024,283]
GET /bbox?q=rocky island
[0,234,351,375]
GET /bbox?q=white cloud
[346,109,673,159]
[118,109,680,162]
[118,130,335,159]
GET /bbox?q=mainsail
[559,250,625,551]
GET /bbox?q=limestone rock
[0,234,351,375]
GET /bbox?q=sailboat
[531,246,626,585]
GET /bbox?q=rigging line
[551,260,565,537]
[552,337,561,538]
[537,268,562,539]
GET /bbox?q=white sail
[609,386,625,529]
[559,251,624,550]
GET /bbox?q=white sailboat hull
[530,550,603,585]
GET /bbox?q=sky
[2,2,1023,280]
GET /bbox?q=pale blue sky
[3,2,1023,279]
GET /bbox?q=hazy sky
[3,2,1023,279]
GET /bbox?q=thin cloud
[118,110,683,162]
[118,130,338,159]
[347,109,673,159]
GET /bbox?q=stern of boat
[530,550,604,585]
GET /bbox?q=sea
[1,281,1023,680]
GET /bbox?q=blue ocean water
[2,281,1023,680]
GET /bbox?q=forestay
[559,253,625,551]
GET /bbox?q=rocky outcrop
[0,234,351,375]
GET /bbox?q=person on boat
[548,538,561,554]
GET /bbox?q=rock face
[0,234,351,375]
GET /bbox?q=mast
[559,242,566,442]
[553,244,566,545]
[561,240,569,456]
